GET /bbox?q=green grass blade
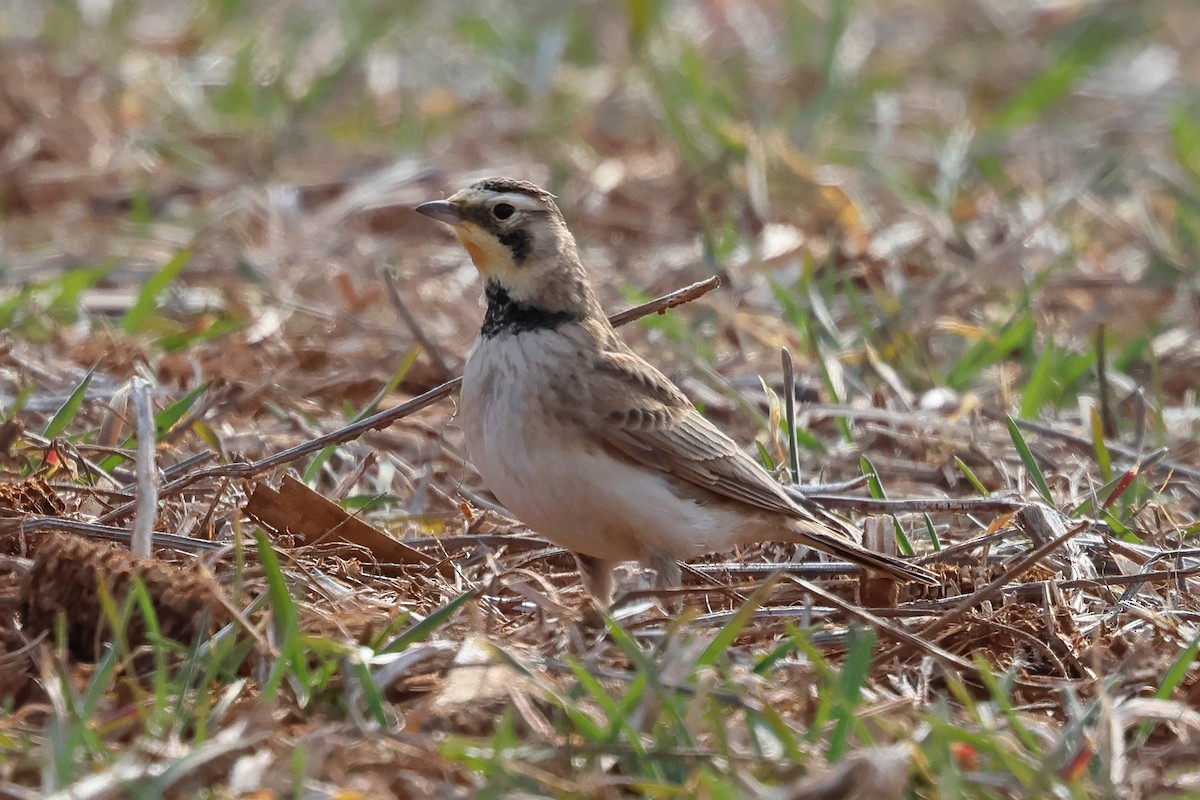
[603,615,694,748]
[1005,416,1053,502]
[122,248,193,333]
[154,381,211,437]
[827,625,876,762]
[609,669,652,746]
[129,578,172,733]
[784,626,837,742]
[349,660,389,727]
[973,656,1040,754]
[254,529,309,701]
[382,589,476,654]
[0,286,35,329]
[694,574,780,670]
[1089,407,1113,482]
[1171,103,1200,181]
[1156,632,1200,700]
[564,656,640,748]
[355,346,421,421]
[755,440,776,472]
[47,262,117,321]
[861,456,914,556]
[1019,338,1056,419]
[1102,508,1139,542]
[781,349,801,482]
[804,311,852,443]
[79,644,122,721]
[988,15,1131,134]
[947,313,1033,392]
[753,638,799,676]
[97,380,216,473]
[954,457,991,497]
[42,366,94,438]
[923,513,942,551]
[1134,633,1200,744]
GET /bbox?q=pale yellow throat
[453,225,511,281]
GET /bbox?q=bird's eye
[492,202,515,220]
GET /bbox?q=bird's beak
[415,199,463,225]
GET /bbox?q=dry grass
[0,0,1199,797]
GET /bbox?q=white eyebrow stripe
[491,192,547,212]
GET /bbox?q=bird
[415,177,938,604]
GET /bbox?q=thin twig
[161,451,217,482]
[788,492,1026,515]
[129,377,158,557]
[383,267,454,382]
[786,475,870,495]
[787,576,979,674]
[606,274,725,325]
[909,566,1200,611]
[0,516,223,553]
[917,525,1026,561]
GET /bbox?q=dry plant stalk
[129,376,158,557]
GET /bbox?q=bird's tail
[790,521,939,586]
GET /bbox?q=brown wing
[589,349,822,522]
[587,349,939,586]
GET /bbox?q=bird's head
[416,177,582,306]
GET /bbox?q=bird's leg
[573,553,616,607]
[645,551,684,614]
[646,551,682,589]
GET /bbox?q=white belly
[461,333,747,563]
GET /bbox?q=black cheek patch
[498,229,532,263]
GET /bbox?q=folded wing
[590,349,826,525]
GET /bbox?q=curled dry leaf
[244,475,443,574]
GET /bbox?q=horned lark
[416,178,937,603]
